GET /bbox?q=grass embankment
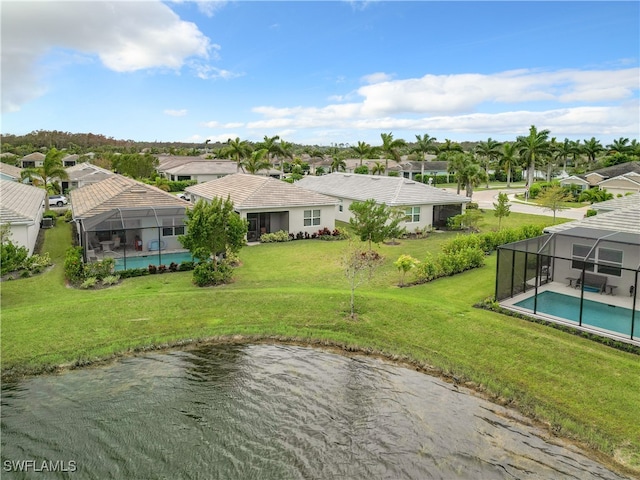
[1,212,639,475]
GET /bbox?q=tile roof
[591,193,640,212]
[21,152,45,161]
[70,174,189,219]
[580,161,640,180]
[296,172,470,206]
[186,173,338,209]
[164,161,239,176]
[545,204,640,237]
[0,162,23,180]
[0,179,46,225]
[66,162,114,182]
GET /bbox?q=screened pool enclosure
[496,227,639,344]
[75,206,190,271]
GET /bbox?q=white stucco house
[186,173,338,242]
[62,162,115,192]
[296,172,470,230]
[0,180,46,255]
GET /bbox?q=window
[339,199,343,212]
[405,206,420,223]
[571,244,623,277]
[304,209,321,226]
[571,244,595,272]
[597,247,622,277]
[162,218,185,237]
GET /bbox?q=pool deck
[500,281,640,347]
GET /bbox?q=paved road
[445,188,589,221]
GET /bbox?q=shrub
[157,264,167,274]
[102,275,121,286]
[84,258,115,280]
[414,253,442,283]
[354,165,369,174]
[1,240,29,276]
[168,262,179,272]
[528,182,542,199]
[64,209,73,222]
[260,230,291,243]
[193,260,234,287]
[80,277,98,289]
[466,202,479,210]
[387,171,399,177]
[148,264,157,274]
[64,247,85,285]
[178,261,195,271]
[118,268,149,279]
[585,209,597,217]
[394,254,420,286]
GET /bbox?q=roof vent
[371,177,380,180]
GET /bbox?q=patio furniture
[566,277,579,287]
[112,236,121,250]
[605,285,618,296]
[575,272,607,294]
[86,248,98,261]
[100,240,115,253]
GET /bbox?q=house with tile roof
[186,173,338,242]
[496,197,640,344]
[19,152,46,169]
[296,172,470,230]
[157,156,282,183]
[0,162,23,182]
[561,162,640,197]
[70,174,189,261]
[0,180,46,255]
[62,162,115,192]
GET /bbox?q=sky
[1,1,639,146]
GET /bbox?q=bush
[585,209,597,217]
[387,171,399,177]
[528,183,542,199]
[84,258,115,280]
[354,165,369,174]
[80,277,98,289]
[260,230,291,243]
[64,209,73,222]
[64,247,85,285]
[118,268,149,279]
[102,275,121,286]
[193,260,234,287]
[1,241,29,276]
[179,261,195,271]
[466,202,479,210]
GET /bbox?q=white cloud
[1,1,213,112]
[247,68,639,140]
[361,72,394,84]
[202,121,245,128]
[164,109,188,117]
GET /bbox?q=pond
[1,344,629,479]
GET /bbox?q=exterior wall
[560,178,588,190]
[598,179,640,197]
[240,204,336,236]
[7,220,42,256]
[585,173,604,186]
[332,196,436,231]
[552,236,638,294]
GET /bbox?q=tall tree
[607,137,632,155]
[351,141,372,166]
[516,125,550,187]
[20,148,69,208]
[330,156,346,173]
[582,137,604,165]
[242,148,271,174]
[439,139,463,155]
[498,142,518,187]
[258,135,285,172]
[475,137,501,188]
[222,137,252,173]
[411,133,439,178]
[379,132,406,174]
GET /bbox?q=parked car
[48,195,68,207]
[177,193,190,201]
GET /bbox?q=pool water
[515,291,638,337]
[114,251,194,271]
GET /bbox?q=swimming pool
[514,291,638,338]
[114,251,194,271]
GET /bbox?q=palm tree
[221,137,252,173]
[554,138,573,174]
[475,137,501,188]
[582,137,604,165]
[379,132,406,174]
[242,148,271,174]
[447,152,467,195]
[330,156,346,173]
[258,135,284,171]
[516,125,550,186]
[453,153,487,198]
[498,142,518,188]
[607,137,632,155]
[371,161,386,175]
[439,139,463,155]
[278,139,295,173]
[20,147,69,210]
[351,141,372,166]
[411,133,439,178]
[569,139,583,170]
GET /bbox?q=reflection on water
[1,344,629,479]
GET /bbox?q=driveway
[446,188,589,221]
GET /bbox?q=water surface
[1,344,628,479]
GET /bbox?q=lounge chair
[86,248,98,262]
[112,236,121,250]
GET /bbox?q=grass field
[1,210,639,475]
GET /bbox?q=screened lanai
[496,227,640,345]
[76,205,189,271]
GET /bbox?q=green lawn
[2,211,639,475]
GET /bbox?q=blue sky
[2,1,638,146]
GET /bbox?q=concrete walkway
[446,188,589,221]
